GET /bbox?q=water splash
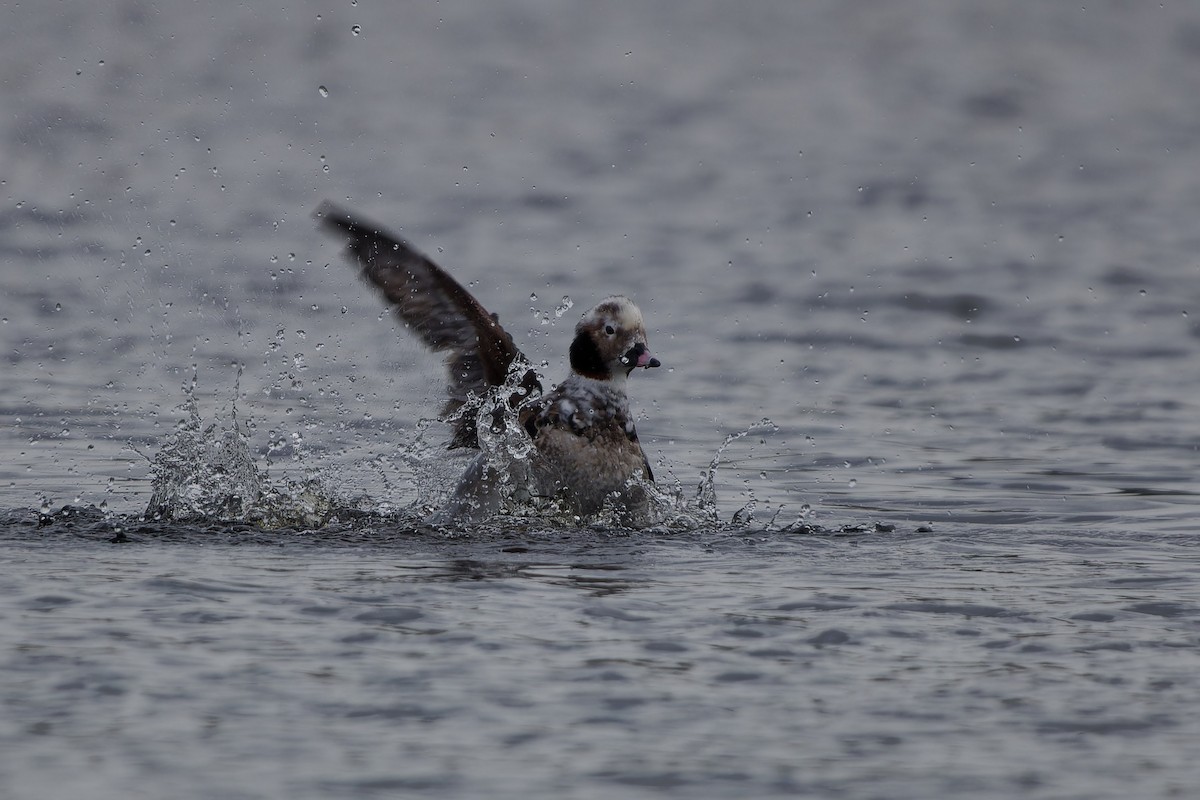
[408,383,796,530]
[139,375,810,534]
[431,357,559,521]
[396,416,475,514]
[142,377,344,528]
[694,418,779,515]
[431,361,778,531]
[144,391,262,521]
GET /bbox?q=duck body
[316,201,660,520]
[522,372,652,513]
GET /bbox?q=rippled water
[4,1,1200,798]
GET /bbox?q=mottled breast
[521,381,651,513]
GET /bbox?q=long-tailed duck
[315,201,661,519]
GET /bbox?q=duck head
[568,295,661,381]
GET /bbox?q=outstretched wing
[316,201,539,448]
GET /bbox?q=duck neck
[562,371,630,413]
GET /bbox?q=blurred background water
[2,1,1200,798]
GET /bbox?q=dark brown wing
[315,201,539,448]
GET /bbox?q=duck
[315,201,662,520]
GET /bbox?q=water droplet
[848,478,857,488]
[317,85,329,98]
[351,24,361,35]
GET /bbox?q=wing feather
[316,201,539,447]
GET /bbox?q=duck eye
[604,324,616,336]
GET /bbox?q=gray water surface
[3,1,1200,798]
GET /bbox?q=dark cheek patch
[570,331,609,379]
